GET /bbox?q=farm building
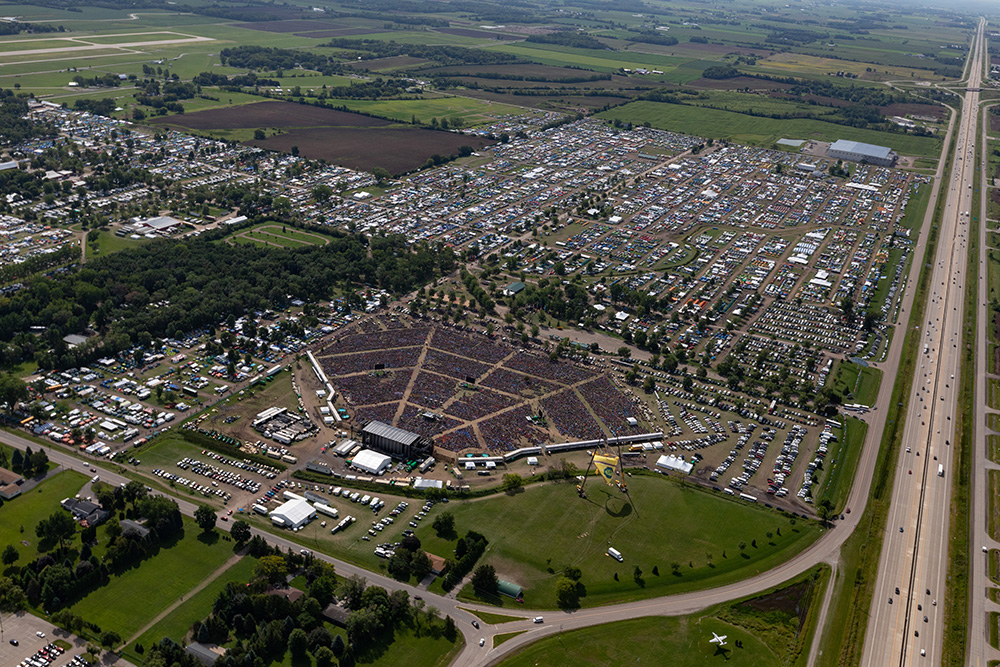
[351,449,392,475]
[361,420,431,459]
[185,643,226,666]
[269,497,316,529]
[497,579,523,599]
[826,139,897,167]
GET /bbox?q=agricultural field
[153,100,495,174]
[598,101,942,156]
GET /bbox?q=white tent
[270,498,316,529]
[352,449,391,475]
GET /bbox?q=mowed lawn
[0,470,88,563]
[417,475,822,609]
[496,615,777,667]
[69,517,235,640]
[597,101,942,157]
[126,556,257,658]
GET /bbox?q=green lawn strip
[0,469,89,564]
[457,608,525,625]
[992,378,1000,409]
[990,435,1000,463]
[818,417,868,514]
[991,587,1000,604]
[990,413,1000,432]
[68,517,235,641]
[497,566,827,667]
[53,640,71,650]
[124,556,256,662]
[596,101,942,157]
[991,470,1000,541]
[816,103,954,667]
[991,612,1000,650]
[432,474,822,610]
[831,362,882,406]
[940,124,980,667]
[991,550,1000,585]
[493,631,525,648]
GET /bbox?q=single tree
[194,505,217,533]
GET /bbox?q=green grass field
[125,556,256,659]
[818,417,868,514]
[0,469,88,565]
[69,516,235,640]
[416,474,822,609]
[831,362,882,406]
[231,224,329,249]
[597,101,942,157]
[496,615,777,667]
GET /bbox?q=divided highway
[861,17,985,667]
[0,24,987,667]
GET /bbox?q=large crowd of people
[578,376,643,432]
[332,371,410,406]
[541,389,605,441]
[444,386,517,422]
[321,347,421,377]
[396,404,460,439]
[321,325,431,356]
[479,367,559,398]
[505,352,598,386]
[477,404,548,452]
[430,327,509,364]
[422,348,492,381]
[407,371,457,409]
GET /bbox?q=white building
[352,449,391,475]
[827,139,897,167]
[270,497,316,529]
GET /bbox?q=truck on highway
[938,464,944,477]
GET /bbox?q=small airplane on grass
[709,632,728,647]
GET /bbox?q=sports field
[417,474,823,609]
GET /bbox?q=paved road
[968,26,1000,667]
[861,18,985,667]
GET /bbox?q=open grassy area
[124,556,257,661]
[493,631,525,648]
[69,517,235,640]
[597,101,942,157]
[0,469,88,566]
[496,615,777,667]
[831,362,882,406]
[497,565,826,667]
[416,474,823,609]
[818,417,868,514]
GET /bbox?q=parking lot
[0,613,136,667]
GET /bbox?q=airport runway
[861,17,985,667]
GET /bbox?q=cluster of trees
[324,39,521,67]
[441,530,488,591]
[192,71,278,89]
[701,65,741,80]
[385,534,433,582]
[525,31,608,50]
[219,46,343,76]
[505,277,591,327]
[459,268,495,314]
[4,487,183,612]
[4,444,47,478]
[431,69,611,84]
[624,29,679,47]
[0,91,54,145]
[0,20,63,35]
[762,27,830,45]
[0,231,455,369]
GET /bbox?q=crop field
[752,52,936,80]
[598,101,942,157]
[319,95,527,127]
[230,223,330,249]
[416,474,822,609]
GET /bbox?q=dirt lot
[249,127,494,174]
[880,102,946,121]
[436,27,520,40]
[152,101,393,130]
